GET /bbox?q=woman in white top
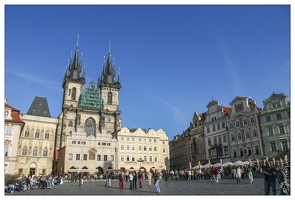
[129,173,133,189]
[236,166,242,184]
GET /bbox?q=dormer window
[5,110,9,117]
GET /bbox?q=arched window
[69,131,72,137]
[107,92,112,104]
[68,121,73,127]
[22,146,27,156]
[71,87,76,100]
[35,130,40,138]
[43,147,48,157]
[85,118,96,137]
[33,147,38,156]
[24,129,30,137]
[45,131,50,139]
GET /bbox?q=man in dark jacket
[263,161,277,195]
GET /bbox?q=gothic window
[68,121,73,127]
[22,146,27,156]
[85,118,96,137]
[5,145,9,157]
[107,92,112,104]
[35,130,40,138]
[25,129,30,137]
[71,87,76,100]
[33,147,38,156]
[43,147,48,157]
[45,131,50,139]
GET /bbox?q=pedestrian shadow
[96,185,159,194]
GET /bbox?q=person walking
[154,170,161,193]
[274,164,289,195]
[105,171,110,187]
[78,172,82,187]
[236,166,241,184]
[215,167,220,183]
[138,172,143,190]
[132,171,138,190]
[118,168,124,189]
[148,171,152,186]
[263,161,277,195]
[129,172,133,189]
[248,166,254,183]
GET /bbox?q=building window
[230,123,234,129]
[154,156,157,162]
[22,146,27,156]
[233,150,237,158]
[255,146,259,155]
[132,137,135,142]
[282,141,289,152]
[76,154,80,160]
[132,155,135,162]
[5,125,12,135]
[247,147,252,156]
[104,155,108,161]
[149,138,151,142]
[270,142,276,151]
[35,130,40,138]
[132,145,135,151]
[111,155,114,161]
[237,133,241,140]
[149,156,152,162]
[121,145,124,150]
[245,131,250,139]
[43,147,48,157]
[250,117,255,124]
[139,145,142,151]
[162,141,165,145]
[223,134,227,142]
[224,146,228,155]
[69,131,72,137]
[236,121,240,128]
[4,145,9,157]
[83,154,87,160]
[68,121,73,127]
[24,130,30,137]
[163,148,166,153]
[266,116,271,122]
[72,141,76,144]
[18,168,23,175]
[240,148,243,157]
[154,146,157,151]
[127,145,130,151]
[33,147,38,156]
[217,124,220,130]
[213,136,217,145]
[121,136,124,141]
[120,155,124,162]
[149,146,152,151]
[207,127,210,133]
[252,129,257,137]
[272,102,280,108]
[213,125,216,131]
[139,138,141,142]
[97,155,101,161]
[243,119,248,126]
[222,122,225,128]
[279,126,285,134]
[144,156,147,161]
[127,137,129,142]
[268,127,274,136]
[231,134,235,142]
[68,153,73,160]
[71,87,76,100]
[107,92,112,104]
[127,155,130,162]
[154,139,156,142]
[45,131,50,139]
[277,114,282,120]
[144,146,147,151]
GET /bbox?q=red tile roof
[5,103,25,124]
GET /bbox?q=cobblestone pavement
[5,175,286,196]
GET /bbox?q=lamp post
[138,158,144,169]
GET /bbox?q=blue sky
[3,3,291,141]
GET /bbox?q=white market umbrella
[243,161,249,165]
[213,163,221,167]
[220,158,223,168]
[234,160,244,166]
[208,159,211,168]
[222,162,233,167]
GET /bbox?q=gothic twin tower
[55,38,122,150]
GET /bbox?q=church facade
[54,40,122,175]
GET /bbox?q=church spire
[68,35,83,80]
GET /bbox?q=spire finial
[108,42,111,53]
[77,35,80,47]
[104,56,106,64]
[81,52,83,60]
[84,62,86,69]
[70,51,73,59]
[113,57,115,66]
[118,66,120,75]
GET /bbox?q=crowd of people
[5,174,65,193]
[5,160,290,195]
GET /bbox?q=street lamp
[138,158,144,169]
